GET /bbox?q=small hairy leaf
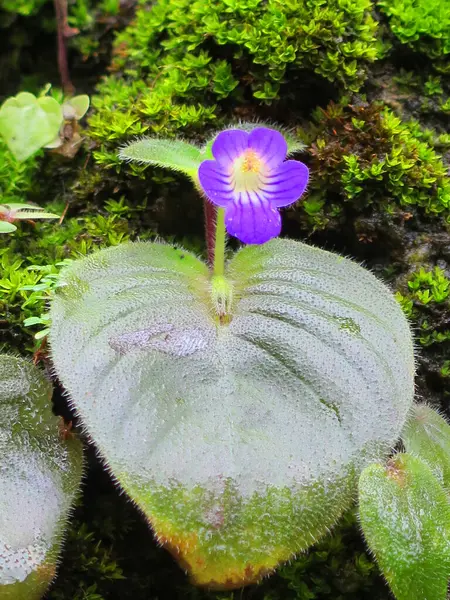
[0,356,83,599]
[10,210,60,221]
[118,137,204,177]
[402,404,450,486]
[359,454,450,600]
[2,203,44,211]
[49,239,414,588]
[0,93,63,162]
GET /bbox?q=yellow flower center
[232,150,266,194]
[242,150,262,173]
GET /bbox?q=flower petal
[211,130,249,166]
[262,160,309,207]
[198,160,235,207]
[225,194,281,244]
[248,127,288,170]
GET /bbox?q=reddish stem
[53,0,78,95]
[204,199,217,268]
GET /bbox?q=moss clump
[88,0,380,162]
[301,101,450,230]
[395,265,450,405]
[378,0,450,68]
[396,266,450,348]
[0,0,46,16]
[0,200,133,352]
[0,139,41,203]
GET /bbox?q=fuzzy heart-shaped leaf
[0,356,83,599]
[49,239,414,588]
[0,93,63,161]
[359,454,450,600]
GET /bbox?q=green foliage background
[0,0,450,597]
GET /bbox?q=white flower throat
[231,150,267,196]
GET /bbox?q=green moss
[0,139,41,203]
[378,0,450,68]
[0,202,134,352]
[302,101,450,230]
[47,516,125,600]
[396,267,450,348]
[0,0,47,16]
[385,68,450,127]
[66,0,125,61]
[441,361,450,378]
[407,266,449,304]
[424,75,444,97]
[87,0,380,170]
[396,266,450,397]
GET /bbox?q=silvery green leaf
[0,356,83,599]
[49,238,414,588]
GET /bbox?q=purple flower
[198,127,309,244]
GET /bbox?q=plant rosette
[48,125,450,596]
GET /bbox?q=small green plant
[407,267,450,304]
[0,0,46,15]
[424,75,444,97]
[42,125,450,598]
[305,101,450,229]
[396,267,450,349]
[0,203,60,234]
[0,89,89,162]
[441,361,450,378]
[378,0,450,66]
[21,260,73,339]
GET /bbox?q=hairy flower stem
[204,199,216,268]
[213,208,226,277]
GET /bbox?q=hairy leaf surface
[0,356,83,599]
[49,239,414,588]
[118,138,204,177]
[359,454,450,600]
